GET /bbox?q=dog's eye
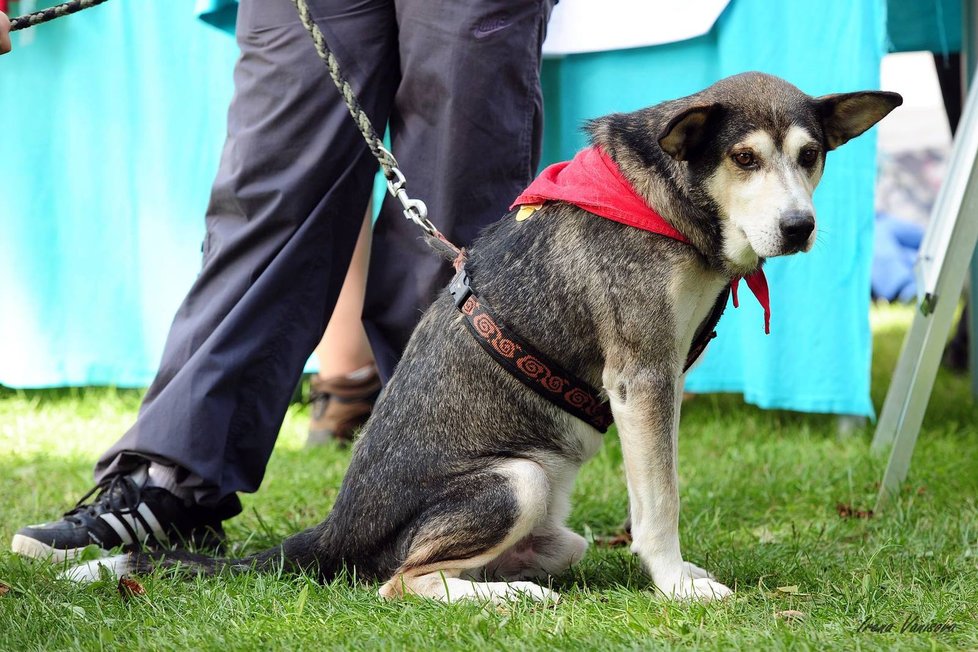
[732,151,756,169]
[799,147,820,168]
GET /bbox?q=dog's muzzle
[779,210,815,250]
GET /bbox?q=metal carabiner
[385,166,434,235]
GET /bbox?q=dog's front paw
[681,561,715,580]
[659,575,732,602]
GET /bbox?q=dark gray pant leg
[363,0,553,381]
[94,0,399,504]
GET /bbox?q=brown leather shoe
[306,365,382,446]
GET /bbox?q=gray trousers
[94,0,552,507]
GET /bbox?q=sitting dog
[68,72,901,603]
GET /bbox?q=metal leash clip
[380,148,435,237]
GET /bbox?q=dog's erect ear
[815,91,903,150]
[658,104,721,161]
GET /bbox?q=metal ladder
[871,1,978,509]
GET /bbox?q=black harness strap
[449,264,730,433]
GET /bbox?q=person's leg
[308,205,381,445]
[316,205,375,378]
[363,0,554,381]
[13,0,400,560]
[94,0,399,502]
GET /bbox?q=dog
[66,72,901,603]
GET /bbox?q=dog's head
[656,72,901,270]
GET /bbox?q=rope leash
[287,0,393,180]
[9,0,109,32]
[288,0,452,251]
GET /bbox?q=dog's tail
[62,525,334,583]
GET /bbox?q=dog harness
[450,146,771,433]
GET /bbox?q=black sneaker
[11,473,242,563]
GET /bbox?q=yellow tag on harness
[515,203,543,222]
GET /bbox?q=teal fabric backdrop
[887,0,961,54]
[1,0,237,387]
[1,0,891,416]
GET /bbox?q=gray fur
[79,73,901,603]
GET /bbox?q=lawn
[0,303,976,651]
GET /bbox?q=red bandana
[511,147,771,334]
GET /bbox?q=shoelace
[63,475,141,525]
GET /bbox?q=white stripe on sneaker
[121,513,149,543]
[136,503,169,544]
[99,513,134,545]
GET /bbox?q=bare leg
[307,206,379,445]
[316,204,375,377]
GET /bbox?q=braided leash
[10,0,110,31]
[288,0,393,179]
[287,0,452,250]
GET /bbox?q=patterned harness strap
[449,266,613,432]
[449,264,730,433]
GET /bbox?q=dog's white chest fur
[669,263,729,367]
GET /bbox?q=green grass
[1,303,976,651]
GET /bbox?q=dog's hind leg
[378,458,559,603]
[476,524,588,582]
[389,572,559,604]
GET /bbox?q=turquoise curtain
[688,0,884,416]
[194,0,237,34]
[1,0,891,416]
[0,0,238,387]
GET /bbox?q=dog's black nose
[780,211,815,247]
